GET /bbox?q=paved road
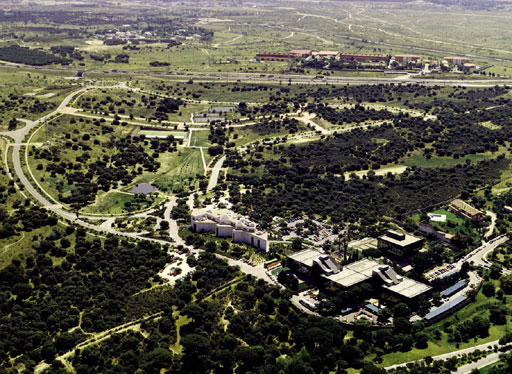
[2,60,511,87]
[455,351,503,374]
[207,155,226,191]
[466,235,509,268]
[386,340,502,371]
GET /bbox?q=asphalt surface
[2,60,512,87]
[207,155,226,191]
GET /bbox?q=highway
[2,60,512,87]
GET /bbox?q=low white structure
[190,208,268,251]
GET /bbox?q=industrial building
[424,295,469,324]
[377,229,424,257]
[190,208,268,251]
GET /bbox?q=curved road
[207,155,226,191]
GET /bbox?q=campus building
[316,50,340,60]
[190,208,268,251]
[289,49,313,58]
[339,53,389,63]
[444,57,470,66]
[287,249,432,301]
[449,199,485,222]
[256,52,293,61]
[394,54,421,64]
[377,229,424,257]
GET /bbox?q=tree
[490,264,502,279]
[415,332,429,349]
[208,145,224,156]
[393,303,411,318]
[205,240,217,253]
[500,274,512,294]
[483,282,495,297]
[142,348,173,373]
[291,237,303,251]
[159,221,169,231]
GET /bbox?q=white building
[190,208,268,251]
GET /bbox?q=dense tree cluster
[227,155,509,228]
[0,45,70,66]
[308,103,395,125]
[273,125,409,171]
[0,232,169,372]
[33,132,172,208]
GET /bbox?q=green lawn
[402,153,489,168]
[80,191,137,215]
[189,130,211,147]
[429,208,463,225]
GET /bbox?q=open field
[189,130,211,147]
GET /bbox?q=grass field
[189,130,210,147]
[148,148,205,193]
[402,153,490,168]
[80,191,138,215]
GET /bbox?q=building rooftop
[340,53,388,57]
[325,267,370,288]
[324,258,383,288]
[288,248,324,268]
[317,50,339,55]
[382,277,432,299]
[450,199,484,217]
[441,280,467,298]
[424,295,467,321]
[290,49,313,54]
[379,230,423,248]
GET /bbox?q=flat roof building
[424,295,468,324]
[287,250,431,300]
[378,229,424,257]
[191,208,268,251]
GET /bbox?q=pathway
[485,210,497,239]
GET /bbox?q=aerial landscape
[3,0,512,373]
